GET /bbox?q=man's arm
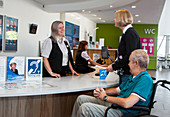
[105,87,120,96]
[99,88,140,108]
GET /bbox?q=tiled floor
[148,69,170,117]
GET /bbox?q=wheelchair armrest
[111,104,150,112]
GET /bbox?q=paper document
[94,65,106,69]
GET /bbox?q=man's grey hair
[131,49,149,69]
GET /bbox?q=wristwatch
[103,96,108,101]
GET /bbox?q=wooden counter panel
[0,90,93,117]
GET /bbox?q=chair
[104,77,170,117]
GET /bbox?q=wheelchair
[104,77,170,117]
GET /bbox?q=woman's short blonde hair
[115,9,133,27]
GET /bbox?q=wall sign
[4,16,18,51]
[65,21,79,49]
[140,38,155,56]
[0,15,3,51]
[144,29,155,34]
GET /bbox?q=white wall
[0,0,96,57]
[65,13,96,42]
[158,0,170,56]
[0,0,60,57]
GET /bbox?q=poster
[26,57,42,81]
[4,16,18,51]
[140,38,155,56]
[65,21,80,49]
[93,53,100,62]
[0,56,6,81]
[0,15,3,51]
[6,56,25,81]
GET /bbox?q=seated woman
[75,41,106,73]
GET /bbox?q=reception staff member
[75,41,106,73]
[41,21,79,78]
[106,9,142,84]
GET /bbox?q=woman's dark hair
[78,41,88,51]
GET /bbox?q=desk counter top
[0,72,119,97]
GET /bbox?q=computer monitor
[102,46,109,59]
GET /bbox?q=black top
[75,51,88,67]
[43,39,73,77]
[112,27,142,75]
[75,51,95,73]
[11,69,18,75]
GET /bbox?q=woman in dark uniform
[75,41,106,73]
[106,9,142,84]
[41,21,79,78]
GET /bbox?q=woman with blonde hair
[41,21,79,78]
[106,9,142,84]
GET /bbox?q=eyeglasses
[58,26,64,30]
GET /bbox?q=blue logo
[28,59,41,76]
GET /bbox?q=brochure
[26,57,42,81]
[0,56,6,81]
[6,56,25,81]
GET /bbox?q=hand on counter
[51,72,61,78]
[101,64,108,67]
[72,70,80,76]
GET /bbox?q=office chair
[104,77,170,117]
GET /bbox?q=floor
[148,69,170,117]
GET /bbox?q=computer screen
[102,46,108,59]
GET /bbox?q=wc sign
[144,29,155,34]
[140,38,155,56]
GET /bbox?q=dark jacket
[112,27,142,75]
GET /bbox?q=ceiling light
[138,20,141,22]
[135,14,139,17]
[82,10,85,12]
[98,18,102,20]
[110,5,113,8]
[76,17,80,20]
[131,6,136,8]
[88,11,91,13]
[101,20,106,22]
[92,14,97,17]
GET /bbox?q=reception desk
[0,71,119,117]
[73,48,117,65]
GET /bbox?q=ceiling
[33,0,165,24]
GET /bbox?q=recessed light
[135,14,139,17]
[76,17,80,20]
[92,14,97,16]
[138,20,141,22]
[110,5,113,8]
[101,20,106,22]
[82,10,85,12]
[98,18,102,20]
[89,11,91,13]
[131,6,136,8]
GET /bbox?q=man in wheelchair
[72,49,153,117]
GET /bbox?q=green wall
[96,23,158,69]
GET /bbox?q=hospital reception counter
[0,71,119,117]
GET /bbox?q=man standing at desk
[72,49,153,117]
